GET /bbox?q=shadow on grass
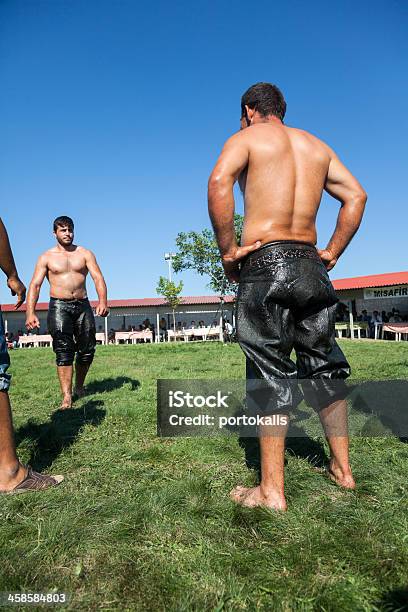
[376,587,408,611]
[15,399,106,472]
[349,380,408,443]
[85,376,140,395]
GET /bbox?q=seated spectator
[381,310,388,323]
[361,310,371,323]
[370,310,382,338]
[371,310,382,323]
[176,322,182,331]
[13,330,21,349]
[224,318,233,336]
[190,320,196,329]
[336,303,349,322]
[159,317,167,341]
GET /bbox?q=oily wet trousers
[236,241,350,414]
[47,298,96,366]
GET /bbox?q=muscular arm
[0,217,26,309]
[26,255,48,326]
[208,133,249,256]
[208,133,261,281]
[322,151,367,268]
[86,251,108,316]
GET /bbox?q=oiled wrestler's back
[241,123,332,247]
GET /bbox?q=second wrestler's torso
[239,123,331,247]
[46,246,89,300]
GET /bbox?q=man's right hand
[222,241,262,283]
[26,314,40,331]
[7,275,26,310]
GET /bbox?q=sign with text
[363,285,408,300]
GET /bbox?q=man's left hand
[317,248,338,271]
[96,303,109,317]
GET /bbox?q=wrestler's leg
[319,399,355,489]
[56,366,74,409]
[232,291,295,510]
[0,392,29,490]
[48,300,75,409]
[295,305,355,489]
[230,418,289,509]
[74,302,96,397]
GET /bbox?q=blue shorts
[0,310,11,392]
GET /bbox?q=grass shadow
[85,376,140,394]
[375,587,408,611]
[349,380,408,442]
[15,399,106,472]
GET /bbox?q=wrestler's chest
[48,255,87,274]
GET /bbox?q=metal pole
[168,258,172,283]
[104,315,108,345]
[164,252,176,283]
[156,312,160,343]
[219,297,224,343]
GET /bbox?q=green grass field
[1,341,408,611]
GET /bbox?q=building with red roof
[2,271,408,335]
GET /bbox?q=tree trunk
[172,309,176,333]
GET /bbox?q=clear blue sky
[0,0,407,303]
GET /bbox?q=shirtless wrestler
[26,216,108,409]
[208,83,367,510]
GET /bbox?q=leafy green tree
[156,276,184,332]
[172,214,243,295]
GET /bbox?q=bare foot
[0,463,28,492]
[60,394,72,410]
[328,461,356,489]
[230,485,287,510]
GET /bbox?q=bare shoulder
[223,129,251,148]
[287,126,334,158]
[76,245,94,258]
[39,248,57,264]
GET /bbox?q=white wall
[2,303,235,335]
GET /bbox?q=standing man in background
[26,216,108,410]
[0,218,63,492]
[208,82,366,510]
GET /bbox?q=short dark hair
[53,216,74,232]
[241,82,286,121]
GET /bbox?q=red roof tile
[332,271,408,291]
[1,295,235,312]
[3,273,408,312]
